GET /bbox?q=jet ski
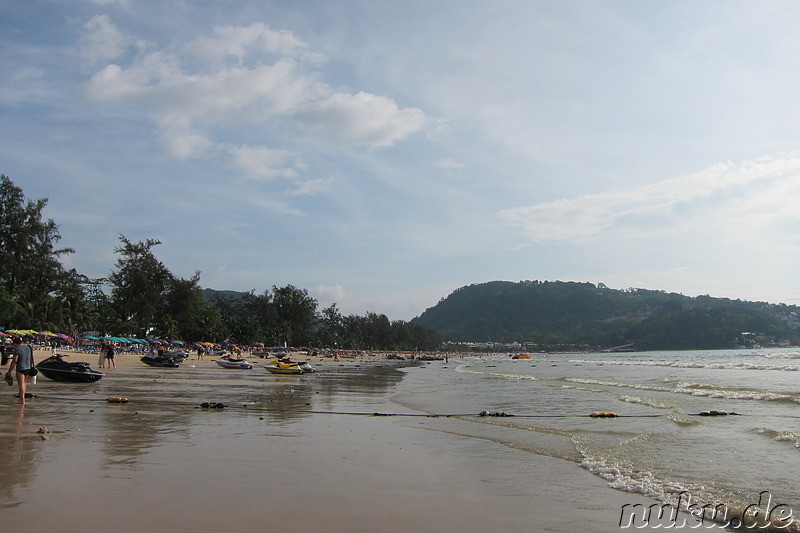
[140,353,183,367]
[36,354,105,383]
[264,358,314,374]
[215,356,253,369]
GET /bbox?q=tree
[0,174,74,328]
[107,236,173,336]
[272,285,317,346]
[158,272,219,340]
[360,312,393,349]
[317,303,345,348]
[0,285,22,326]
[392,320,440,351]
[53,271,100,340]
[240,291,276,345]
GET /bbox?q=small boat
[215,356,253,369]
[141,354,182,367]
[36,354,105,383]
[512,354,531,359]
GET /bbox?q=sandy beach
[1,348,689,532]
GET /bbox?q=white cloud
[434,158,464,170]
[85,51,181,102]
[159,117,213,160]
[83,18,428,182]
[499,153,800,243]
[227,145,299,180]
[311,284,347,304]
[286,177,334,196]
[79,15,134,65]
[185,23,326,65]
[293,92,428,148]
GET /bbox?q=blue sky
[2,0,800,320]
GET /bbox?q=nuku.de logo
[619,490,795,529]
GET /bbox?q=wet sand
[1,349,686,532]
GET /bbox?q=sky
[2,0,800,321]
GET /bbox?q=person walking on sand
[105,343,116,369]
[5,336,33,406]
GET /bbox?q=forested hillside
[412,281,800,350]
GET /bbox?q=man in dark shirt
[5,336,33,405]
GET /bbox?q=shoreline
[2,348,698,532]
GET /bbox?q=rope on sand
[14,394,672,418]
[16,394,757,419]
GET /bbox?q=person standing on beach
[105,343,116,369]
[5,336,33,405]
[98,340,106,369]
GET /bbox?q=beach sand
[1,348,688,532]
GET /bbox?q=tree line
[0,175,440,350]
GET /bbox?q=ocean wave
[456,363,540,381]
[756,427,800,449]
[666,411,699,427]
[674,382,798,402]
[619,395,674,410]
[761,351,800,360]
[569,358,800,372]
[575,436,800,531]
[562,377,800,404]
[563,377,673,393]
[574,434,722,518]
[617,396,697,426]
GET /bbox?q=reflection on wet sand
[0,407,40,509]
[1,359,412,498]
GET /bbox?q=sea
[393,348,800,531]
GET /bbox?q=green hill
[412,281,800,350]
[201,288,249,303]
